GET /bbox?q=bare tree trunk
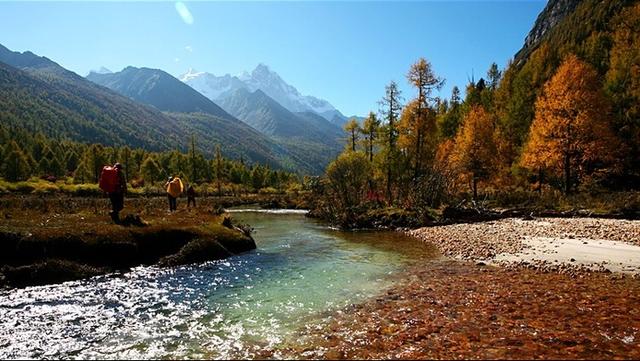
[537,168,543,194]
[564,153,571,194]
[472,175,478,200]
[351,130,356,152]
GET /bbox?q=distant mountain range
[178,63,347,166]
[180,64,350,126]
[87,66,237,121]
[0,43,345,174]
[218,87,342,141]
[217,87,344,168]
[85,64,344,172]
[0,44,323,173]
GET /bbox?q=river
[0,209,438,359]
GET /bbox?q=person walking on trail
[165,176,183,212]
[187,184,197,208]
[99,162,127,223]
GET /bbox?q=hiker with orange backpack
[164,176,183,212]
[99,163,127,223]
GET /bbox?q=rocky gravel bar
[408,217,640,275]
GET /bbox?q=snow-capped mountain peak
[179,68,205,82]
[181,63,344,122]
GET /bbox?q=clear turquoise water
[0,210,437,359]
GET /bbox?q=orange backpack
[167,177,184,198]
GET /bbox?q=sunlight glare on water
[0,210,437,359]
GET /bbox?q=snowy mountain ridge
[180,64,346,124]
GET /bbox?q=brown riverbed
[273,217,640,359]
[280,260,640,360]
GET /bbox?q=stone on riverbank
[408,217,640,275]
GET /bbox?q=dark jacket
[117,170,127,194]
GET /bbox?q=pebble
[408,217,640,277]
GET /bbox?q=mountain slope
[0,45,183,150]
[219,88,306,137]
[512,0,633,70]
[87,66,236,120]
[497,0,640,181]
[0,44,308,171]
[218,88,343,171]
[513,0,581,65]
[219,88,343,142]
[293,111,345,141]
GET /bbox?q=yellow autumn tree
[360,112,380,162]
[521,54,619,193]
[398,99,438,178]
[451,105,498,199]
[343,118,360,152]
[402,57,444,179]
[434,138,459,195]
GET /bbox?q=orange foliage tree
[451,105,498,199]
[521,54,619,193]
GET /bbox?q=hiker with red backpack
[99,163,127,223]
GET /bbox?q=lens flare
[175,2,194,25]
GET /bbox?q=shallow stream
[0,209,438,359]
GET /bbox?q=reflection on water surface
[0,209,438,359]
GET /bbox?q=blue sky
[0,1,545,117]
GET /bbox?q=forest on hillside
[0,125,302,196]
[312,2,640,226]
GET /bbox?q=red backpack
[99,166,120,193]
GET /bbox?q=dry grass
[0,194,257,288]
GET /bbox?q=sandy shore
[408,217,640,275]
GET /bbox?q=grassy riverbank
[308,188,640,230]
[0,194,262,288]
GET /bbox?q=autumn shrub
[60,183,102,197]
[32,182,59,195]
[10,181,36,194]
[258,187,279,195]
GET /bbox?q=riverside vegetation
[310,2,640,229]
[0,125,310,288]
[0,195,266,288]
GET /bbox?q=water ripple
[0,212,435,359]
